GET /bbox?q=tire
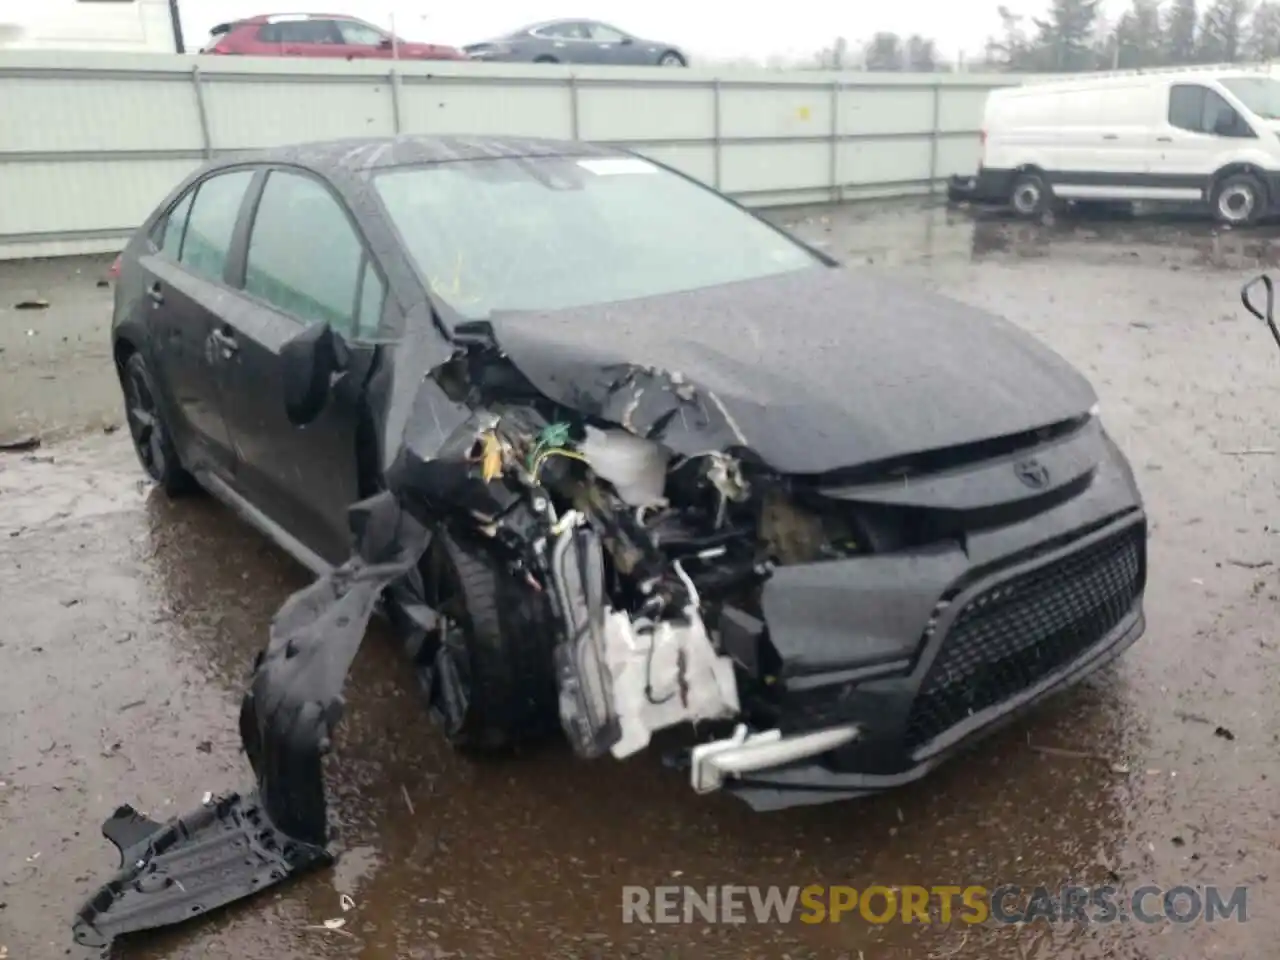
[423,530,559,751]
[1211,173,1265,227]
[120,350,198,497]
[658,51,685,67]
[533,55,558,64]
[1009,171,1051,219]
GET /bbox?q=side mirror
[378,37,394,49]
[1241,274,1280,353]
[281,323,347,426]
[619,36,634,45]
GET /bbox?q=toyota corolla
[75,134,1147,948]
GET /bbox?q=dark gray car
[77,133,1145,950]
[464,19,687,66]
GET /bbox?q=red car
[202,13,466,60]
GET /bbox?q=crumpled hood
[483,265,1097,474]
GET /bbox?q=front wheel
[658,51,686,67]
[1211,173,1266,227]
[121,351,197,496]
[421,530,559,751]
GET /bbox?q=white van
[948,65,1280,226]
[0,0,177,54]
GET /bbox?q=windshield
[1220,77,1280,120]
[373,155,821,320]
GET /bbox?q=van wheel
[1010,172,1051,219]
[1212,173,1265,226]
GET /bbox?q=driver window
[243,170,371,337]
[1168,84,1255,137]
[336,20,387,46]
[589,24,627,42]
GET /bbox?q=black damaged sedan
[83,133,1147,944]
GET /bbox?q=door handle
[1102,133,1118,140]
[210,327,239,358]
[1157,136,1173,142]
[147,282,164,306]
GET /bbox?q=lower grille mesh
[905,524,1144,750]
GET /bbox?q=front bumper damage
[73,303,1147,948]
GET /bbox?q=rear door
[257,18,347,58]
[584,23,648,64]
[1050,85,1161,200]
[533,21,593,62]
[216,167,389,564]
[141,168,257,479]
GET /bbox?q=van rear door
[1049,84,1158,200]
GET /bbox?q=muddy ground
[2,202,1278,959]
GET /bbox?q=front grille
[904,523,1144,751]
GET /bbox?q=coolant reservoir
[578,426,668,507]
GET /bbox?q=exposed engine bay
[403,333,872,764]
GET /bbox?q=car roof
[524,19,602,30]
[205,134,623,177]
[234,13,366,25]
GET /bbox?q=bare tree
[864,32,905,70]
[1198,0,1251,61]
[1246,0,1280,58]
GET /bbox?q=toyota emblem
[1014,458,1050,489]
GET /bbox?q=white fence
[0,51,1019,260]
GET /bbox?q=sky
[0,0,1142,63]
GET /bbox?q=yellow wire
[532,448,590,481]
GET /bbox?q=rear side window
[153,188,195,258]
[1168,84,1255,137]
[537,22,588,39]
[179,169,254,282]
[258,20,340,43]
[244,170,373,337]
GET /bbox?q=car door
[141,168,257,480]
[215,167,389,565]
[333,18,392,58]
[584,22,646,64]
[262,18,347,58]
[1148,83,1255,201]
[533,21,593,62]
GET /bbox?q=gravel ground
[1,200,1278,960]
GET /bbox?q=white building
[0,0,178,53]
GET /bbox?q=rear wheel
[1009,171,1051,219]
[1211,173,1265,227]
[121,350,197,496]
[421,530,559,751]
